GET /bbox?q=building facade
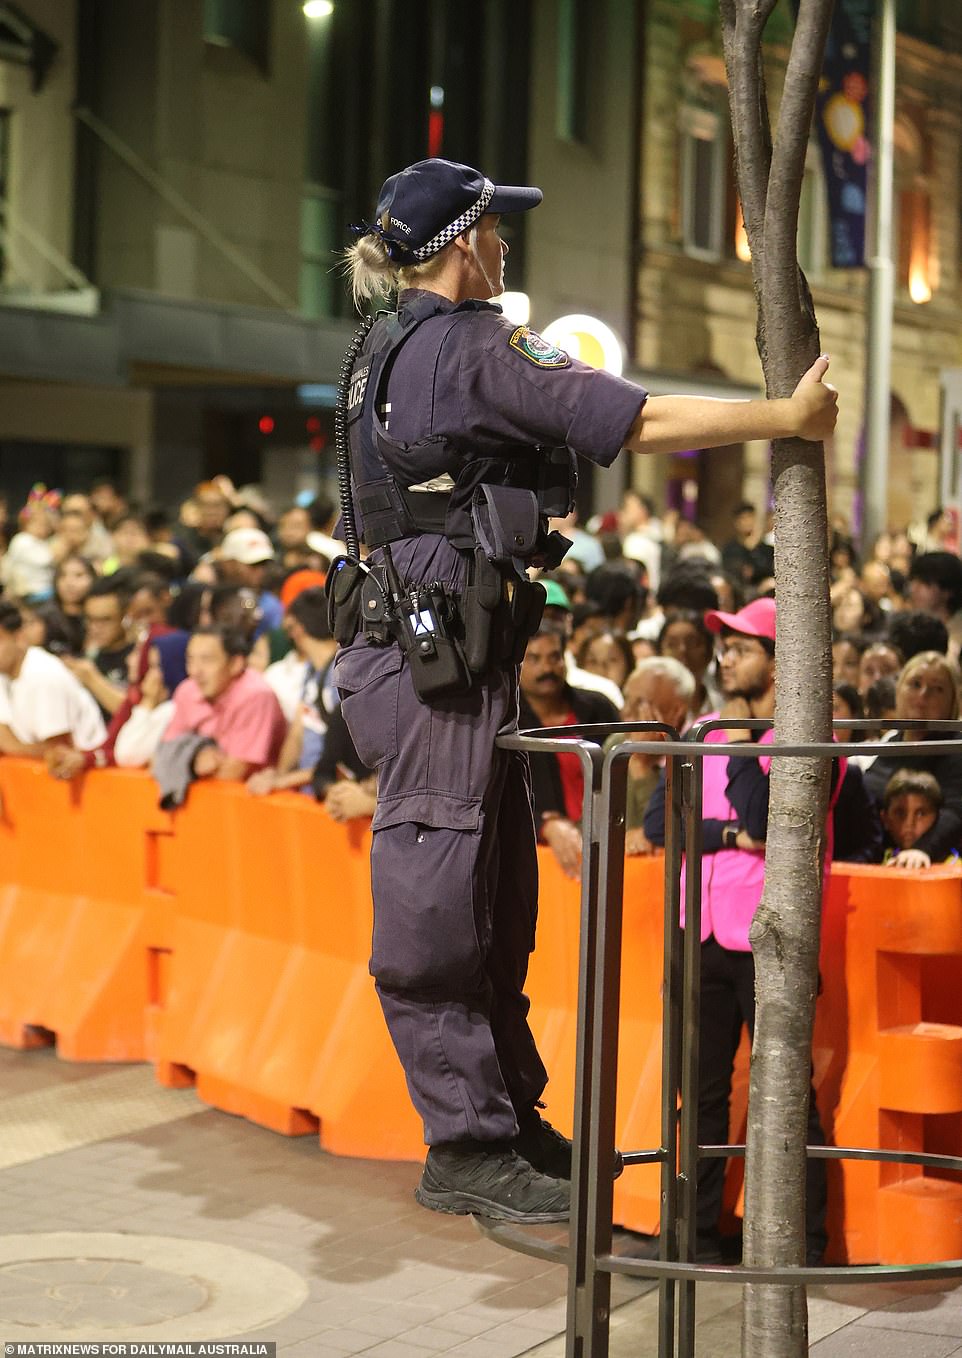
[630,0,962,541]
[0,0,960,538]
[0,0,534,511]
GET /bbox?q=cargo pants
[334,633,548,1145]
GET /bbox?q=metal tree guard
[482,718,962,1357]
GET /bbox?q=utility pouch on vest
[471,484,540,564]
[325,556,366,646]
[355,478,416,549]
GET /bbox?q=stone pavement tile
[322,1310,418,1342]
[689,1298,746,1358]
[446,1336,539,1358]
[385,1297,481,1329]
[295,1329,380,1355]
[809,1294,871,1343]
[811,1326,962,1356]
[429,1309,498,1339]
[386,1322,457,1352]
[520,1297,568,1330]
[857,1294,962,1337]
[225,1318,325,1346]
[354,1341,439,1358]
[413,1273,519,1306]
[814,1282,938,1310]
[510,1303,571,1338]
[278,1344,364,1358]
[479,1274,567,1310]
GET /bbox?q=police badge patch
[507,326,571,369]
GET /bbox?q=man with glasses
[64,577,134,719]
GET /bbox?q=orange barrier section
[0,759,173,1060]
[1,762,962,1264]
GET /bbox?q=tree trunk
[717,2,836,1354]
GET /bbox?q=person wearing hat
[542,577,623,708]
[334,157,838,1226]
[640,597,830,1263]
[217,527,283,635]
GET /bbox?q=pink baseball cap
[704,596,776,642]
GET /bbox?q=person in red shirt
[518,624,619,879]
[160,625,286,780]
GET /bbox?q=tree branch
[761,0,835,387]
[721,1,777,287]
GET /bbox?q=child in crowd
[879,769,946,870]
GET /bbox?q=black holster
[461,549,546,673]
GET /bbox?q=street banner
[795,0,874,268]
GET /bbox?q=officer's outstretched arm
[626,356,838,456]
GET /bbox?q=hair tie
[349,220,412,265]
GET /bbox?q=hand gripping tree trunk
[717,2,836,1355]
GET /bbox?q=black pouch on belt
[325,556,366,645]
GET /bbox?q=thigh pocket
[370,820,485,990]
[334,643,403,767]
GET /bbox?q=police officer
[333,158,837,1225]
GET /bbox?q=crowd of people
[0,472,958,1257]
[0,477,959,876]
[0,476,373,816]
[517,493,962,884]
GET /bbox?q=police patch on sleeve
[507,326,571,370]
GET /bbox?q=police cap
[369,158,542,264]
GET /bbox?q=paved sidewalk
[2,1045,962,1355]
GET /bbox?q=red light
[309,434,326,452]
[258,416,275,435]
[306,416,321,433]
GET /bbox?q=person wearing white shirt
[0,601,106,756]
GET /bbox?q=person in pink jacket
[643,597,835,1265]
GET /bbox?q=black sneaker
[415,1144,570,1224]
[513,1112,625,1182]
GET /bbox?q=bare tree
[717,1,836,1354]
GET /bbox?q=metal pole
[860,0,897,552]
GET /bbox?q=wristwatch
[722,824,739,850]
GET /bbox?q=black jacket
[519,684,620,823]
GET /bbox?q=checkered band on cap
[410,179,495,261]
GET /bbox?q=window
[797,145,829,279]
[892,114,933,302]
[203,0,270,74]
[299,186,340,319]
[0,108,9,283]
[680,100,728,259]
[556,0,592,144]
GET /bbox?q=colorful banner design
[800,0,874,268]
[809,0,869,267]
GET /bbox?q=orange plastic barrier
[2,760,962,1264]
[0,759,173,1059]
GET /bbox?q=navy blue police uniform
[331,160,645,1218]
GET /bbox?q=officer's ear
[452,231,475,261]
